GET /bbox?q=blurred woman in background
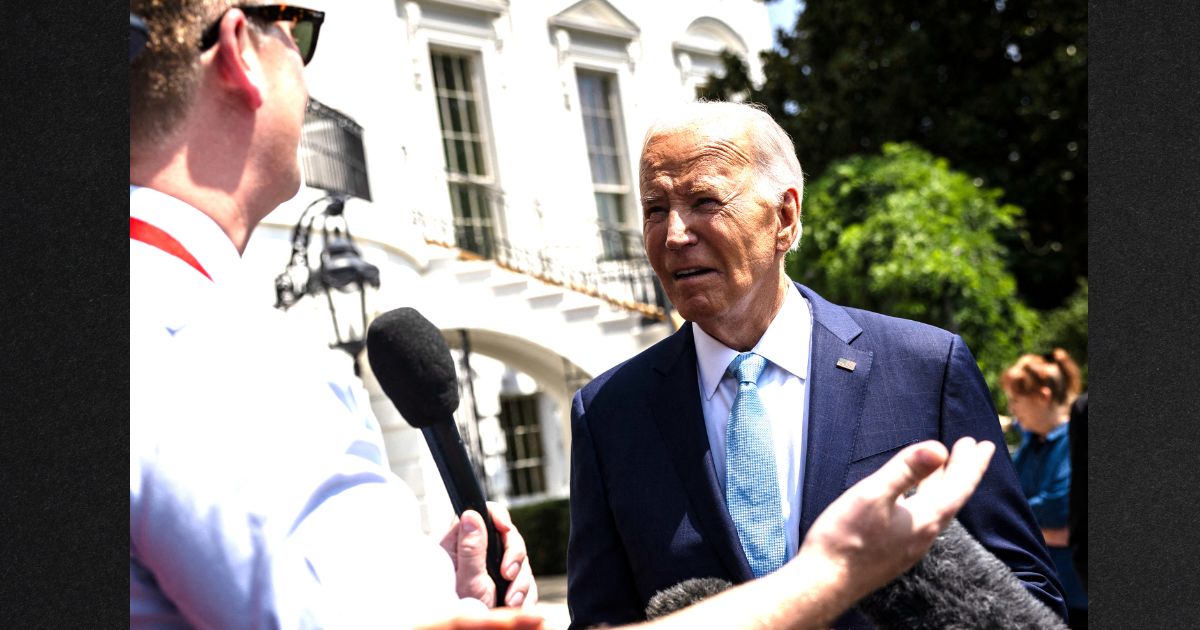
[1002,349,1088,629]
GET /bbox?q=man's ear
[211,9,264,110]
[775,186,801,252]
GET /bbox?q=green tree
[708,0,1086,310]
[790,143,1039,406]
[1034,277,1088,388]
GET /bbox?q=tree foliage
[707,0,1086,309]
[789,143,1039,405]
[1034,277,1088,388]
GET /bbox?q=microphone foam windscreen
[857,519,1067,629]
[365,307,460,428]
[645,577,732,620]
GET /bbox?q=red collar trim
[129,216,213,281]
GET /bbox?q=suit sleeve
[567,389,644,629]
[940,335,1069,622]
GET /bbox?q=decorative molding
[549,0,641,75]
[548,0,640,42]
[676,16,748,55]
[405,1,422,37]
[411,0,507,42]
[672,17,749,86]
[673,39,725,58]
[625,39,640,72]
[676,50,692,84]
[415,0,508,17]
[554,27,571,65]
[492,12,511,51]
[404,2,425,90]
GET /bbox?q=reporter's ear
[209,8,264,109]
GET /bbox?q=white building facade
[238,0,774,532]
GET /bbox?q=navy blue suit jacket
[566,283,1066,629]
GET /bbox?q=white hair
[640,101,805,250]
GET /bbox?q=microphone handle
[421,423,511,605]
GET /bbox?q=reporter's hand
[413,607,545,630]
[794,437,996,606]
[440,503,539,608]
[633,439,994,630]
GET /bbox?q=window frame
[428,45,501,258]
[498,393,548,499]
[574,67,634,227]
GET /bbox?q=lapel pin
[836,358,857,372]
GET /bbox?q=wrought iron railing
[415,209,671,322]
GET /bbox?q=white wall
[241,0,774,528]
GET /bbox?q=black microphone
[645,577,732,619]
[366,307,510,604]
[856,519,1067,629]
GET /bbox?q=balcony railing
[415,210,671,322]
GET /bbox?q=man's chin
[672,298,718,327]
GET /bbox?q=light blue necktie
[725,351,787,578]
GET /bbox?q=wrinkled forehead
[639,121,756,183]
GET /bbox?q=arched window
[673,17,750,99]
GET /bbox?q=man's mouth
[673,267,715,280]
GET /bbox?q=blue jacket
[567,283,1066,629]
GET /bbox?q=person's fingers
[911,437,972,497]
[941,438,995,501]
[412,608,546,630]
[487,502,515,534]
[505,558,538,608]
[484,502,537,608]
[500,526,527,583]
[456,509,496,607]
[521,567,539,608]
[508,544,539,608]
[906,437,995,528]
[867,440,950,502]
[439,516,462,570]
[486,502,527,582]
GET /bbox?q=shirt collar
[129,185,244,287]
[1045,421,1070,441]
[1021,421,1071,445]
[694,284,813,400]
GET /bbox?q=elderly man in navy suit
[566,101,1067,629]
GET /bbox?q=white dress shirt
[693,284,813,560]
[129,187,481,627]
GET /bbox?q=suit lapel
[650,324,754,582]
[796,284,874,535]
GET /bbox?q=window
[674,18,751,101]
[498,394,546,498]
[431,50,497,259]
[576,70,636,260]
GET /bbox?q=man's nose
[665,209,694,250]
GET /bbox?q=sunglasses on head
[200,4,325,66]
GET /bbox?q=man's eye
[643,206,666,220]
[695,198,721,209]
